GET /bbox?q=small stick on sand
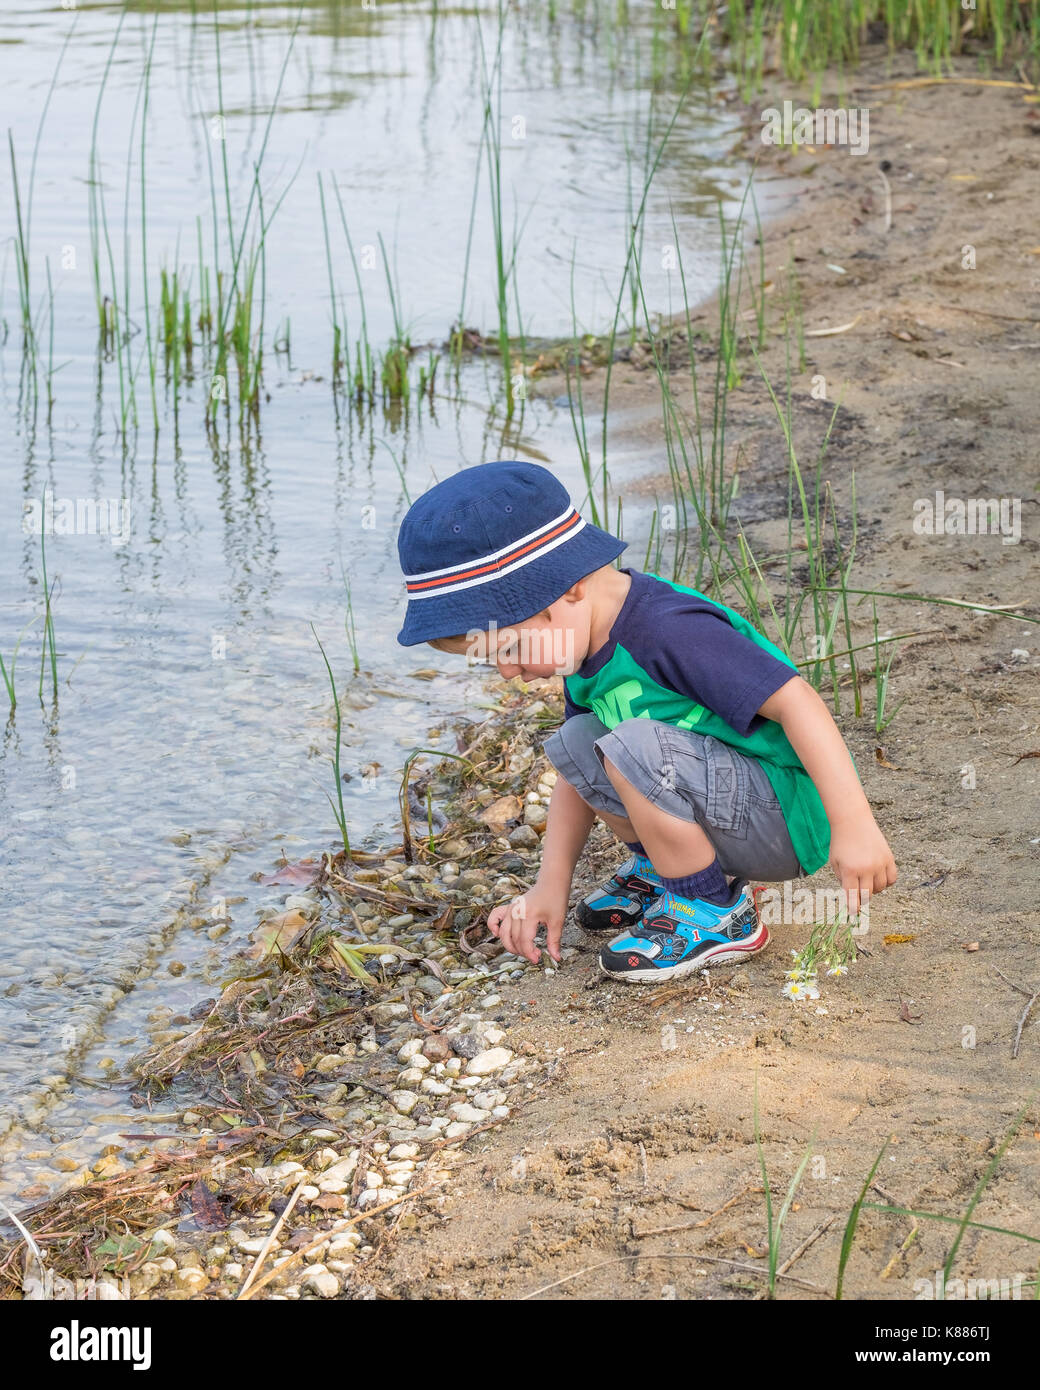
[992,966,1040,1059]
[237,1178,307,1298]
[877,166,892,232]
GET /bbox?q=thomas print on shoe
[598,880,769,983]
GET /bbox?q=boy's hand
[486,877,569,965]
[829,818,898,918]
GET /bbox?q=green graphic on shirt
[565,575,834,875]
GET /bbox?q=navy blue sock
[660,857,731,906]
[623,840,647,856]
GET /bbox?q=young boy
[397,459,897,983]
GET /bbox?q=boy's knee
[548,712,605,768]
[595,718,662,780]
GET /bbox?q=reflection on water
[0,0,752,1191]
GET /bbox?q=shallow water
[0,1,756,1187]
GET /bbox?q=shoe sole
[599,923,771,985]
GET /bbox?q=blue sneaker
[599,881,768,983]
[575,854,664,933]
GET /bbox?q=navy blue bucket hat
[396,460,627,646]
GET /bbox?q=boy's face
[435,585,593,680]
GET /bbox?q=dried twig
[751,1214,836,1300]
[992,966,1040,1059]
[237,1178,307,1298]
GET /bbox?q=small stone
[182,1111,202,1126]
[238,1238,274,1255]
[396,1067,424,1089]
[421,1035,452,1062]
[523,803,547,831]
[303,1268,340,1298]
[225,1263,244,1281]
[444,1121,471,1139]
[387,914,414,929]
[449,1103,487,1124]
[508,825,539,850]
[397,1038,425,1063]
[389,1142,420,1160]
[391,1090,419,1115]
[315,1054,347,1073]
[466,1047,513,1076]
[284,894,320,916]
[478,995,502,1010]
[420,1078,451,1096]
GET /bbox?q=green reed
[377,232,413,404]
[311,624,351,860]
[37,505,59,706]
[318,172,345,383]
[331,175,377,406]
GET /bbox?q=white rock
[150,1228,176,1252]
[303,1268,340,1298]
[466,1047,512,1075]
[449,1103,487,1124]
[420,1078,451,1096]
[225,1263,244,1280]
[444,1121,471,1138]
[297,1185,321,1201]
[391,1090,419,1115]
[365,1171,384,1189]
[396,1066,425,1088]
[397,1038,425,1063]
[238,1238,274,1255]
[321,1153,358,1185]
[389,1142,420,1160]
[318,1179,348,1195]
[444,1057,462,1076]
[483,1027,507,1046]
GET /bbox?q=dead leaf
[875,746,902,770]
[962,941,980,953]
[247,909,312,960]
[899,1000,923,1024]
[479,794,522,834]
[311,1194,345,1211]
[189,1179,229,1230]
[884,933,917,945]
[259,858,318,887]
[409,669,441,681]
[421,956,447,983]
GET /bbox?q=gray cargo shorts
[544,713,805,883]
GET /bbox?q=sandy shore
[372,46,1040,1302]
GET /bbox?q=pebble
[523,803,548,831]
[466,1047,513,1075]
[387,914,414,929]
[303,1268,340,1298]
[397,1038,425,1063]
[449,1103,487,1124]
[507,825,539,849]
[391,1090,419,1115]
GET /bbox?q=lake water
[0,0,755,1191]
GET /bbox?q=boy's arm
[487,776,594,964]
[758,675,897,916]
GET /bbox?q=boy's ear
[561,579,586,604]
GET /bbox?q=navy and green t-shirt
[563,569,831,875]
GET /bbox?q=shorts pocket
[703,736,750,837]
